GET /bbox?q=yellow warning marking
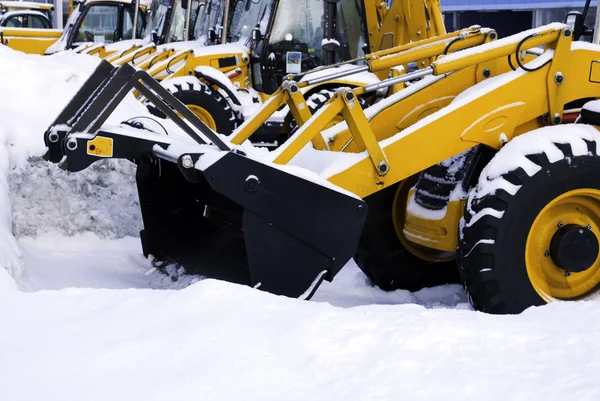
[87,136,114,158]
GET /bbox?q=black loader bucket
[43,60,368,298]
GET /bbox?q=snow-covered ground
[2,46,600,401]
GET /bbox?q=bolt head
[181,155,194,169]
[244,175,260,193]
[553,114,562,125]
[554,72,564,84]
[558,221,564,228]
[48,132,59,143]
[544,250,550,257]
[66,139,78,151]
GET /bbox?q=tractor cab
[0,1,54,28]
[230,0,368,94]
[44,0,145,54]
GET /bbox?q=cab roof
[0,1,54,11]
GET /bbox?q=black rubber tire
[353,183,460,292]
[459,131,600,314]
[147,79,237,135]
[287,88,369,136]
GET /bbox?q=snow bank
[0,46,152,281]
[3,275,600,401]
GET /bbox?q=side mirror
[565,11,585,40]
[251,24,262,43]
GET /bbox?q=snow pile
[4,273,600,401]
[0,47,153,280]
[9,158,142,238]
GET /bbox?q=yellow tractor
[0,1,54,29]
[43,5,600,314]
[0,0,146,55]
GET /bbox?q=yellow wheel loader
[0,1,54,29]
[0,0,146,55]
[43,9,600,314]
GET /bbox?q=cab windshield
[228,0,275,43]
[268,0,324,62]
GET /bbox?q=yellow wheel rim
[392,177,455,263]
[174,105,217,131]
[526,188,600,301]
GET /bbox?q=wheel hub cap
[550,224,599,272]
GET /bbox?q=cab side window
[5,15,25,28]
[28,15,50,29]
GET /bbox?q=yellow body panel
[0,27,60,54]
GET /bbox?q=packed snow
[2,43,600,401]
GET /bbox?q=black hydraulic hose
[515,33,551,72]
[131,48,145,65]
[443,36,462,55]
[148,52,163,68]
[166,56,177,74]
[507,54,516,71]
